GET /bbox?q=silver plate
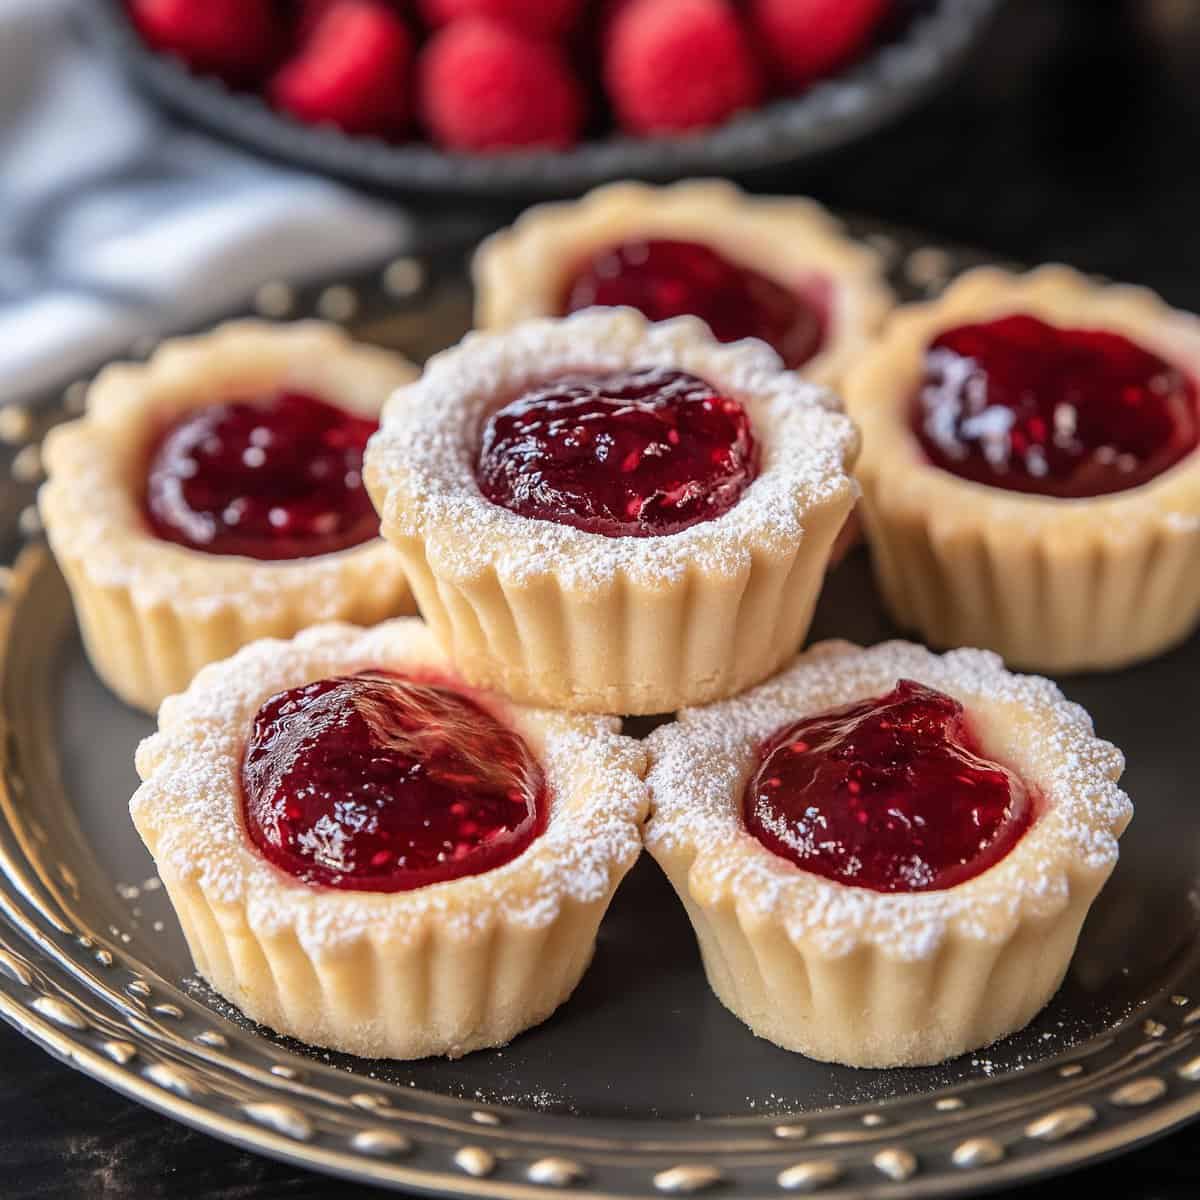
[1,232,1199,1198]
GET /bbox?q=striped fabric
[0,0,410,401]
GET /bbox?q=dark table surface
[7,0,1200,1196]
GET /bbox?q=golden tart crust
[364,308,860,715]
[131,618,649,1060]
[844,265,1200,672]
[645,639,1132,1068]
[39,320,418,712]
[473,179,893,387]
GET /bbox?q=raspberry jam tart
[562,239,828,370]
[473,181,893,387]
[39,320,417,712]
[131,619,649,1059]
[744,679,1033,894]
[365,308,859,713]
[145,389,379,559]
[844,265,1200,673]
[475,366,758,537]
[913,314,1200,498]
[645,639,1132,1067]
[242,671,547,892]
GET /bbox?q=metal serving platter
[1,226,1199,1199]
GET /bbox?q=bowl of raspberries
[91,0,998,197]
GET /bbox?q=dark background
[6,0,1200,1196]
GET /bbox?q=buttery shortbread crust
[131,619,649,1060]
[40,321,418,711]
[844,265,1200,672]
[365,308,861,714]
[474,179,893,387]
[645,639,1132,1068]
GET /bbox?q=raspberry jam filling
[241,671,548,892]
[475,366,758,537]
[913,314,1200,498]
[144,390,379,559]
[562,239,828,369]
[743,680,1033,893]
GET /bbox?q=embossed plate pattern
[0,228,1199,1197]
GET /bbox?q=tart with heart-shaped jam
[844,265,1200,671]
[645,639,1132,1068]
[131,618,648,1060]
[473,180,892,388]
[364,307,860,714]
[39,321,418,711]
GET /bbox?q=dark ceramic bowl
[86,0,1000,200]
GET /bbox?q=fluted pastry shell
[131,619,649,1060]
[843,265,1200,672]
[644,639,1132,1068]
[474,179,893,387]
[39,320,418,712]
[364,308,860,714]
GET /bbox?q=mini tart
[473,180,892,387]
[844,266,1200,672]
[364,308,860,715]
[40,320,418,712]
[645,639,1132,1068]
[131,618,648,1060]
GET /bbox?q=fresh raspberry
[596,0,636,56]
[294,0,342,42]
[294,0,410,42]
[127,0,280,85]
[749,0,892,90]
[417,0,586,39]
[604,0,764,135]
[271,0,414,138]
[419,18,585,151]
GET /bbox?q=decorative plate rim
[0,240,1198,1198]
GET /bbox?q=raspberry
[749,0,892,90]
[271,0,414,138]
[604,0,764,135]
[295,0,411,41]
[417,0,586,40]
[596,0,636,57]
[293,0,347,42]
[419,18,585,151]
[127,0,280,85]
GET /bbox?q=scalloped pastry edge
[473,178,894,387]
[844,265,1200,671]
[364,308,860,713]
[131,620,649,1059]
[39,320,419,711]
[644,639,1132,1067]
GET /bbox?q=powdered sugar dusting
[365,309,859,591]
[645,640,1132,962]
[131,619,648,952]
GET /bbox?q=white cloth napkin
[0,0,412,402]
